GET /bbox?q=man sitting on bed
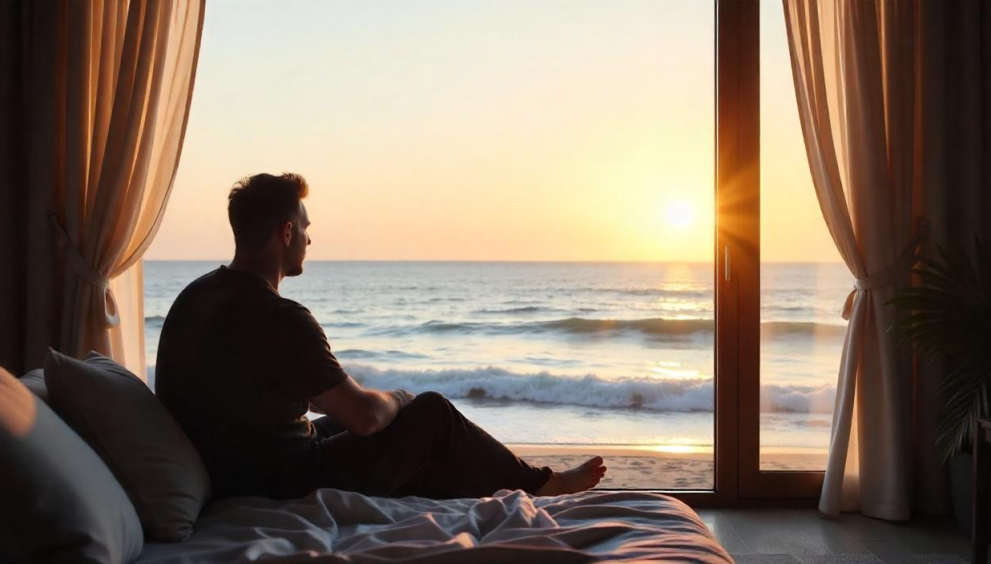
[155,172,607,501]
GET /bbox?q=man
[156,173,607,501]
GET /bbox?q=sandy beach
[512,445,827,490]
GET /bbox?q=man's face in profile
[285,202,311,277]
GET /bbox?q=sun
[665,201,696,229]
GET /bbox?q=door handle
[724,245,731,282]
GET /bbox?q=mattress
[137,488,732,563]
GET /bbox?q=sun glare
[665,201,697,230]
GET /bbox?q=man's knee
[392,392,454,433]
[403,391,454,419]
[411,391,450,408]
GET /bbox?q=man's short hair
[227,173,309,248]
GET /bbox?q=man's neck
[229,252,282,293]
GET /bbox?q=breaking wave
[346,363,835,414]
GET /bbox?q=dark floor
[696,509,973,564]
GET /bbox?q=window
[147,0,838,501]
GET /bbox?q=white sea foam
[760,384,837,414]
[345,363,835,414]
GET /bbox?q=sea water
[144,261,850,452]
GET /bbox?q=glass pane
[759,0,850,471]
[147,0,715,490]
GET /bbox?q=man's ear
[281,221,293,247]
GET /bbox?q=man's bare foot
[535,456,607,496]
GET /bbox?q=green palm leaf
[889,239,991,463]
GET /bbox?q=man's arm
[309,376,412,436]
[276,301,414,434]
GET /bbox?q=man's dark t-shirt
[155,266,347,499]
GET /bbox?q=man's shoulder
[163,266,320,334]
[175,266,276,304]
[163,267,266,330]
[165,268,217,313]
[271,296,319,327]
[176,266,227,295]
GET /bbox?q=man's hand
[310,377,407,436]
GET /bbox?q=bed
[137,488,732,563]
[4,361,731,563]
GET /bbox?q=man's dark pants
[269,392,553,499]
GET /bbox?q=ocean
[144,261,850,456]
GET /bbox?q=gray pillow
[45,349,212,542]
[0,364,143,563]
[19,368,48,404]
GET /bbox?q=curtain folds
[783,0,990,519]
[0,0,204,378]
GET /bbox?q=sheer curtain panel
[0,0,204,378]
[783,0,990,519]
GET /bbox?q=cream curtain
[784,0,991,519]
[0,0,204,379]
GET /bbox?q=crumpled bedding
[137,489,732,563]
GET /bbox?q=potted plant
[889,240,991,534]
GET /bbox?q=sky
[147,0,840,263]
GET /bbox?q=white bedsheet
[137,489,732,563]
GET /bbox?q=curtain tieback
[841,219,930,320]
[49,213,121,329]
